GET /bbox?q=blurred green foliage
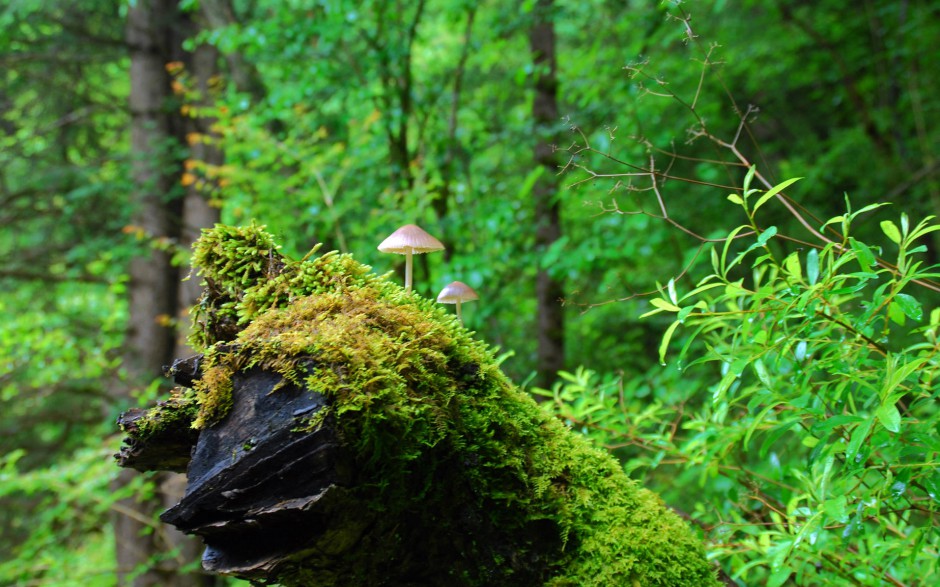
[2,0,938,584]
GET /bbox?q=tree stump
[115,224,720,586]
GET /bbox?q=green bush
[537,172,940,586]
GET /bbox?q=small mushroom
[377,224,445,292]
[437,281,478,324]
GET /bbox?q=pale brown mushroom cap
[377,224,445,255]
[437,281,479,304]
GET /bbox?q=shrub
[538,172,940,586]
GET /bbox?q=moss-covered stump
[116,224,719,587]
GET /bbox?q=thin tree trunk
[173,38,224,349]
[119,2,215,585]
[165,37,224,585]
[120,2,179,583]
[529,0,565,389]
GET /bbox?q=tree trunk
[119,2,216,585]
[165,37,224,584]
[173,41,224,350]
[529,0,565,389]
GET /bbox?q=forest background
[1,0,938,585]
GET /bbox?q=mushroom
[436,281,478,324]
[377,224,445,292]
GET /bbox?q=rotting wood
[116,223,721,587]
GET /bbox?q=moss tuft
[191,362,234,428]
[119,386,200,440]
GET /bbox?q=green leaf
[734,228,778,268]
[784,251,801,279]
[752,177,802,214]
[756,225,777,247]
[806,249,819,285]
[852,202,891,217]
[742,164,757,195]
[753,358,772,389]
[881,354,925,399]
[667,278,678,305]
[876,402,901,433]
[680,281,724,300]
[712,370,739,404]
[846,417,874,463]
[766,567,792,587]
[821,214,845,229]
[909,218,940,241]
[760,421,799,458]
[923,472,940,504]
[823,495,848,523]
[649,298,681,312]
[888,301,907,326]
[812,414,864,434]
[881,220,901,244]
[893,293,922,321]
[659,320,681,365]
[849,237,877,269]
[744,401,785,447]
[727,193,744,205]
[540,235,570,269]
[720,225,751,275]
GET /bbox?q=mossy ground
[141,224,719,586]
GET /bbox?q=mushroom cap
[377,224,445,254]
[437,281,479,304]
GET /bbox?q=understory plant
[538,171,940,586]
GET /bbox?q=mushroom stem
[404,250,413,292]
[455,302,463,324]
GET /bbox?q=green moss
[117,386,201,474]
[191,362,234,429]
[184,224,719,586]
[121,386,200,440]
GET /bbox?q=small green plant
[539,173,940,585]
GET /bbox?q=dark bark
[122,363,561,587]
[119,2,217,585]
[174,38,223,353]
[167,20,225,586]
[120,3,182,584]
[529,0,565,389]
[125,0,181,385]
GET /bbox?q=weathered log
[115,395,199,474]
[116,224,720,587]
[160,368,355,582]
